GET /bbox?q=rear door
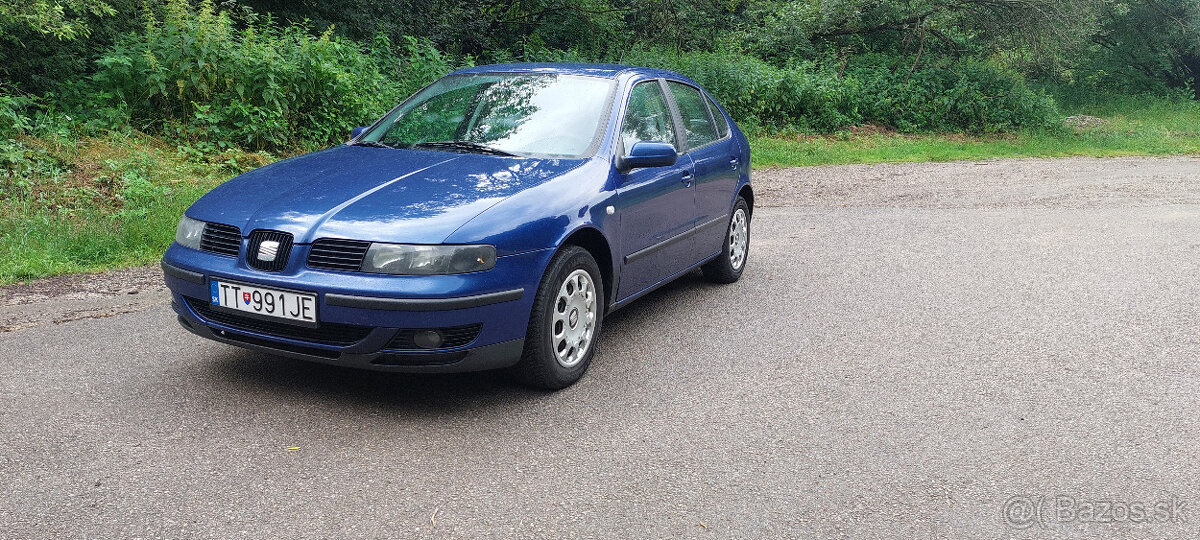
[615,79,697,301]
[664,81,740,264]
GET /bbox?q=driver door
[615,79,697,301]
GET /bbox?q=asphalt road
[3,157,1200,539]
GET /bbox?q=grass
[750,94,1200,168]
[0,133,274,283]
[3,94,1199,284]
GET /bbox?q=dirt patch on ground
[845,124,902,137]
[1065,115,1108,129]
[0,265,168,332]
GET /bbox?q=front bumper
[162,243,553,373]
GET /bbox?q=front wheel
[702,196,750,284]
[515,245,603,390]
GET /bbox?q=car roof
[449,62,684,80]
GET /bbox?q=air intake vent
[200,223,241,256]
[186,298,372,345]
[246,230,294,272]
[308,238,371,272]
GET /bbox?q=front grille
[386,324,483,350]
[308,238,371,271]
[246,230,294,272]
[201,223,241,256]
[186,298,373,345]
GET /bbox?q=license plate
[209,279,317,324]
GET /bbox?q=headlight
[175,215,205,250]
[362,243,497,275]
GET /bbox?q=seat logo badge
[258,240,280,262]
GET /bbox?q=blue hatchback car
[162,63,752,389]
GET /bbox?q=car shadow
[202,268,722,408]
[204,350,542,412]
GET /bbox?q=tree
[0,0,116,40]
[1089,0,1200,96]
[750,0,1104,70]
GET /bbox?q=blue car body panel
[162,63,752,373]
[189,146,586,249]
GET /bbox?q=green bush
[1,89,67,204]
[88,0,454,151]
[0,89,37,136]
[624,49,860,132]
[384,35,466,100]
[852,56,1060,133]
[625,48,1058,134]
[15,0,1063,148]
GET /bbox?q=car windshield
[360,73,615,158]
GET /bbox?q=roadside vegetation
[2,0,1199,282]
[753,95,1200,167]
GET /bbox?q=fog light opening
[413,330,444,349]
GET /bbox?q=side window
[708,96,730,138]
[667,81,718,149]
[621,81,677,153]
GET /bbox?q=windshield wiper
[349,140,399,149]
[411,141,517,156]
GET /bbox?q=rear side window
[708,96,730,138]
[621,81,677,152]
[667,81,718,149]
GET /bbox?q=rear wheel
[515,246,603,390]
[702,196,750,284]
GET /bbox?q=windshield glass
[362,73,615,158]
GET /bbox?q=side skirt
[607,249,723,314]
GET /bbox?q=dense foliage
[87,1,462,150]
[626,50,1057,133]
[1086,0,1200,97]
[0,0,1196,148]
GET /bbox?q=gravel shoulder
[0,265,168,332]
[756,155,1200,208]
[3,155,1199,333]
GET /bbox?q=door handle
[729,157,740,169]
[680,171,694,186]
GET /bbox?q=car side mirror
[349,126,369,140]
[618,141,677,172]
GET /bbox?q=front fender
[444,158,619,257]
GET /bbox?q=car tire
[515,245,604,390]
[702,196,750,284]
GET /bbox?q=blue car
[162,63,752,389]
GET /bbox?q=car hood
[188,145,583,244]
